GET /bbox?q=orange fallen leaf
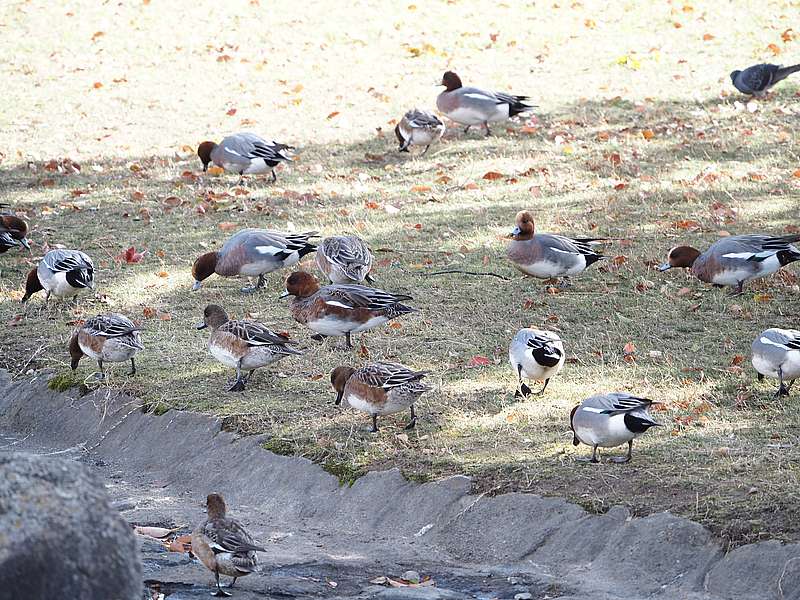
[754,293,773,303]
[410,185,431,193]
[156,270,169,278]
[207,165,225,175]
[463,182,479,190]
[768,43,781,56]
[130,190,145,201]
[159,312,172,321]
[482,171,504,180]
[226,108,237,116]
[584,18,596,28]
[327,111,340,119]
[168,534,192,553]
[364,201,380,209]
[91,31,105,41]
[730,355,744,367]
[291,84,303,93]
[218,222,237,231]
[92,81,103,89]
[673,219,701,230]
[388,322,402,329]
[641,129,655,140]
[703,33,715,41]
[520,126,538,134]
[467,356,492,367]
[622,341,636,355]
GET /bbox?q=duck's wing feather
[222,320,297,348]
[583,393,653,415]
[357,362,428,390]
[43,249,94,273]
[324,284,412,310]
[320,237,373,274]
[405,109,444,129]
[204,518,266,554]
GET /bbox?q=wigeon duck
[507,211,606,285]
[197,132,294,184]
[330,362,431,432]
[68,313,144,378]
[192,228,318,293]
[282,272,415,348]
[731,63,800,96]
[192,493,266,597]
[436,71,534,135]
[658,234,800,295]
[0,215,30,253]
[508,328,564,397]
[21,248,94,304]
[315,235,374,284]
[570,393,661,464]
[394,109,445,154]
[197,304,302,392]
[751,328,800,397]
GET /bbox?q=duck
[507,211,606,285]
[197,132,294,183]
[330,362,431,432]
[192,228,318,293]
[0,215,30,253]
[192,493,266,597]
[436,71,534,135]
[751,328,800,397]
[315,235,374,284]
[281,271,415,348]
[731,63,800,96]
[68,313,144,378]
[196,304,303,392]
[508,328,565,397]
[394,109,445,154]
[658,234,800,295]
[570,393,661,463]
[21,248,94,304]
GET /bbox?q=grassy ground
[2,0,800,547]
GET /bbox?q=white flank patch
[760,336,791,349]
[325,301,353,309]
[550,247,578,255]
[581,406,606,414]
[223,146,242,156]
[463,92,493,101]
[255,245,284,255]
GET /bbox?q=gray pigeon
[730,63,800,96]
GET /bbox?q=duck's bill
[195,322,207,330]
[509,226,521,238]
[191,280,202,291]
[279,290,290,299]
[20,238,30,251]
[657,263,672,272]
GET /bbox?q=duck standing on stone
[192,493,266,597]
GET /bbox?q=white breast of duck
[306,313,359,336]
[751,328,800,380]
[41,271,82,297]
[509,329,565,380]
[708,255,781,286]
[80,335,141,363]
[344,387,415,417]
[573,412,637,448]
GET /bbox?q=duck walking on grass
[192,228,318,293]
[436,71,534,136]
[282,271,415,349]
[570,393,660,464]
[330,362,431,432]
[68,313,144,379]
[659,234,800,295]
[507,211,606,286]
[21,248,94,304]
[192,493,266,597]
[751,328,800,397]
[197,132,294,184]
[508,328,564,397]
[394,109,445,154]
[197,304,303,392]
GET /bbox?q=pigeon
[730,63,800,96]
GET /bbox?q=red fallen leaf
[119,246,146,264]
[327,111,340,119]
[611,255,627,266]
[364,201,380,209]
[482,171,504,180]
[467,356,492,367]
[130,190,145,202]
[623,341,636,355]
[673,219,701,230]
[388,321,402,329]
[358,344,370,358]
[6,314,24,327]
[608,152,621,165]
[217,54,233,62]
[613,182,627,190]
[143,307,156,318]
[414,223,422,230]
[730,354,744,366]
[181,170,199,181]
[71,189,90,197]
[523,298,536,309]
[463,182,479,190]
[226,108,237,116]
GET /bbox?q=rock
[374,587,463,599]
[705,540,800,600]
[514,593,533,600]
[0,452,141,600]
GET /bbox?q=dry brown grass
[2,0,800,546]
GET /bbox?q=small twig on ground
[424,269,512,281]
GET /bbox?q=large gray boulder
[0,452,141,600]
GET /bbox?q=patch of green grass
[2,0,800,546]
[322,458,365,488]
[262,437,296,457]
[47,371,79,393]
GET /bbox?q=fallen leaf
[703,33,715,41]
[159,313,172,321]
[327,111,340,119]
[167,534,192,553]
[92,81,103,89]
[119,246,146,264]
[467,356,491,367]
[482,171,504,180]
[156,270,169,278]
[641,129,655,140]
[768,43,781,56]
[584,18,596,28]
[226,108,237,116]
[410,185,431,193]
[218,222,237,231]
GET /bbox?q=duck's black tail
[495,92,536,117]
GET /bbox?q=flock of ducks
[2,63,800,595]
